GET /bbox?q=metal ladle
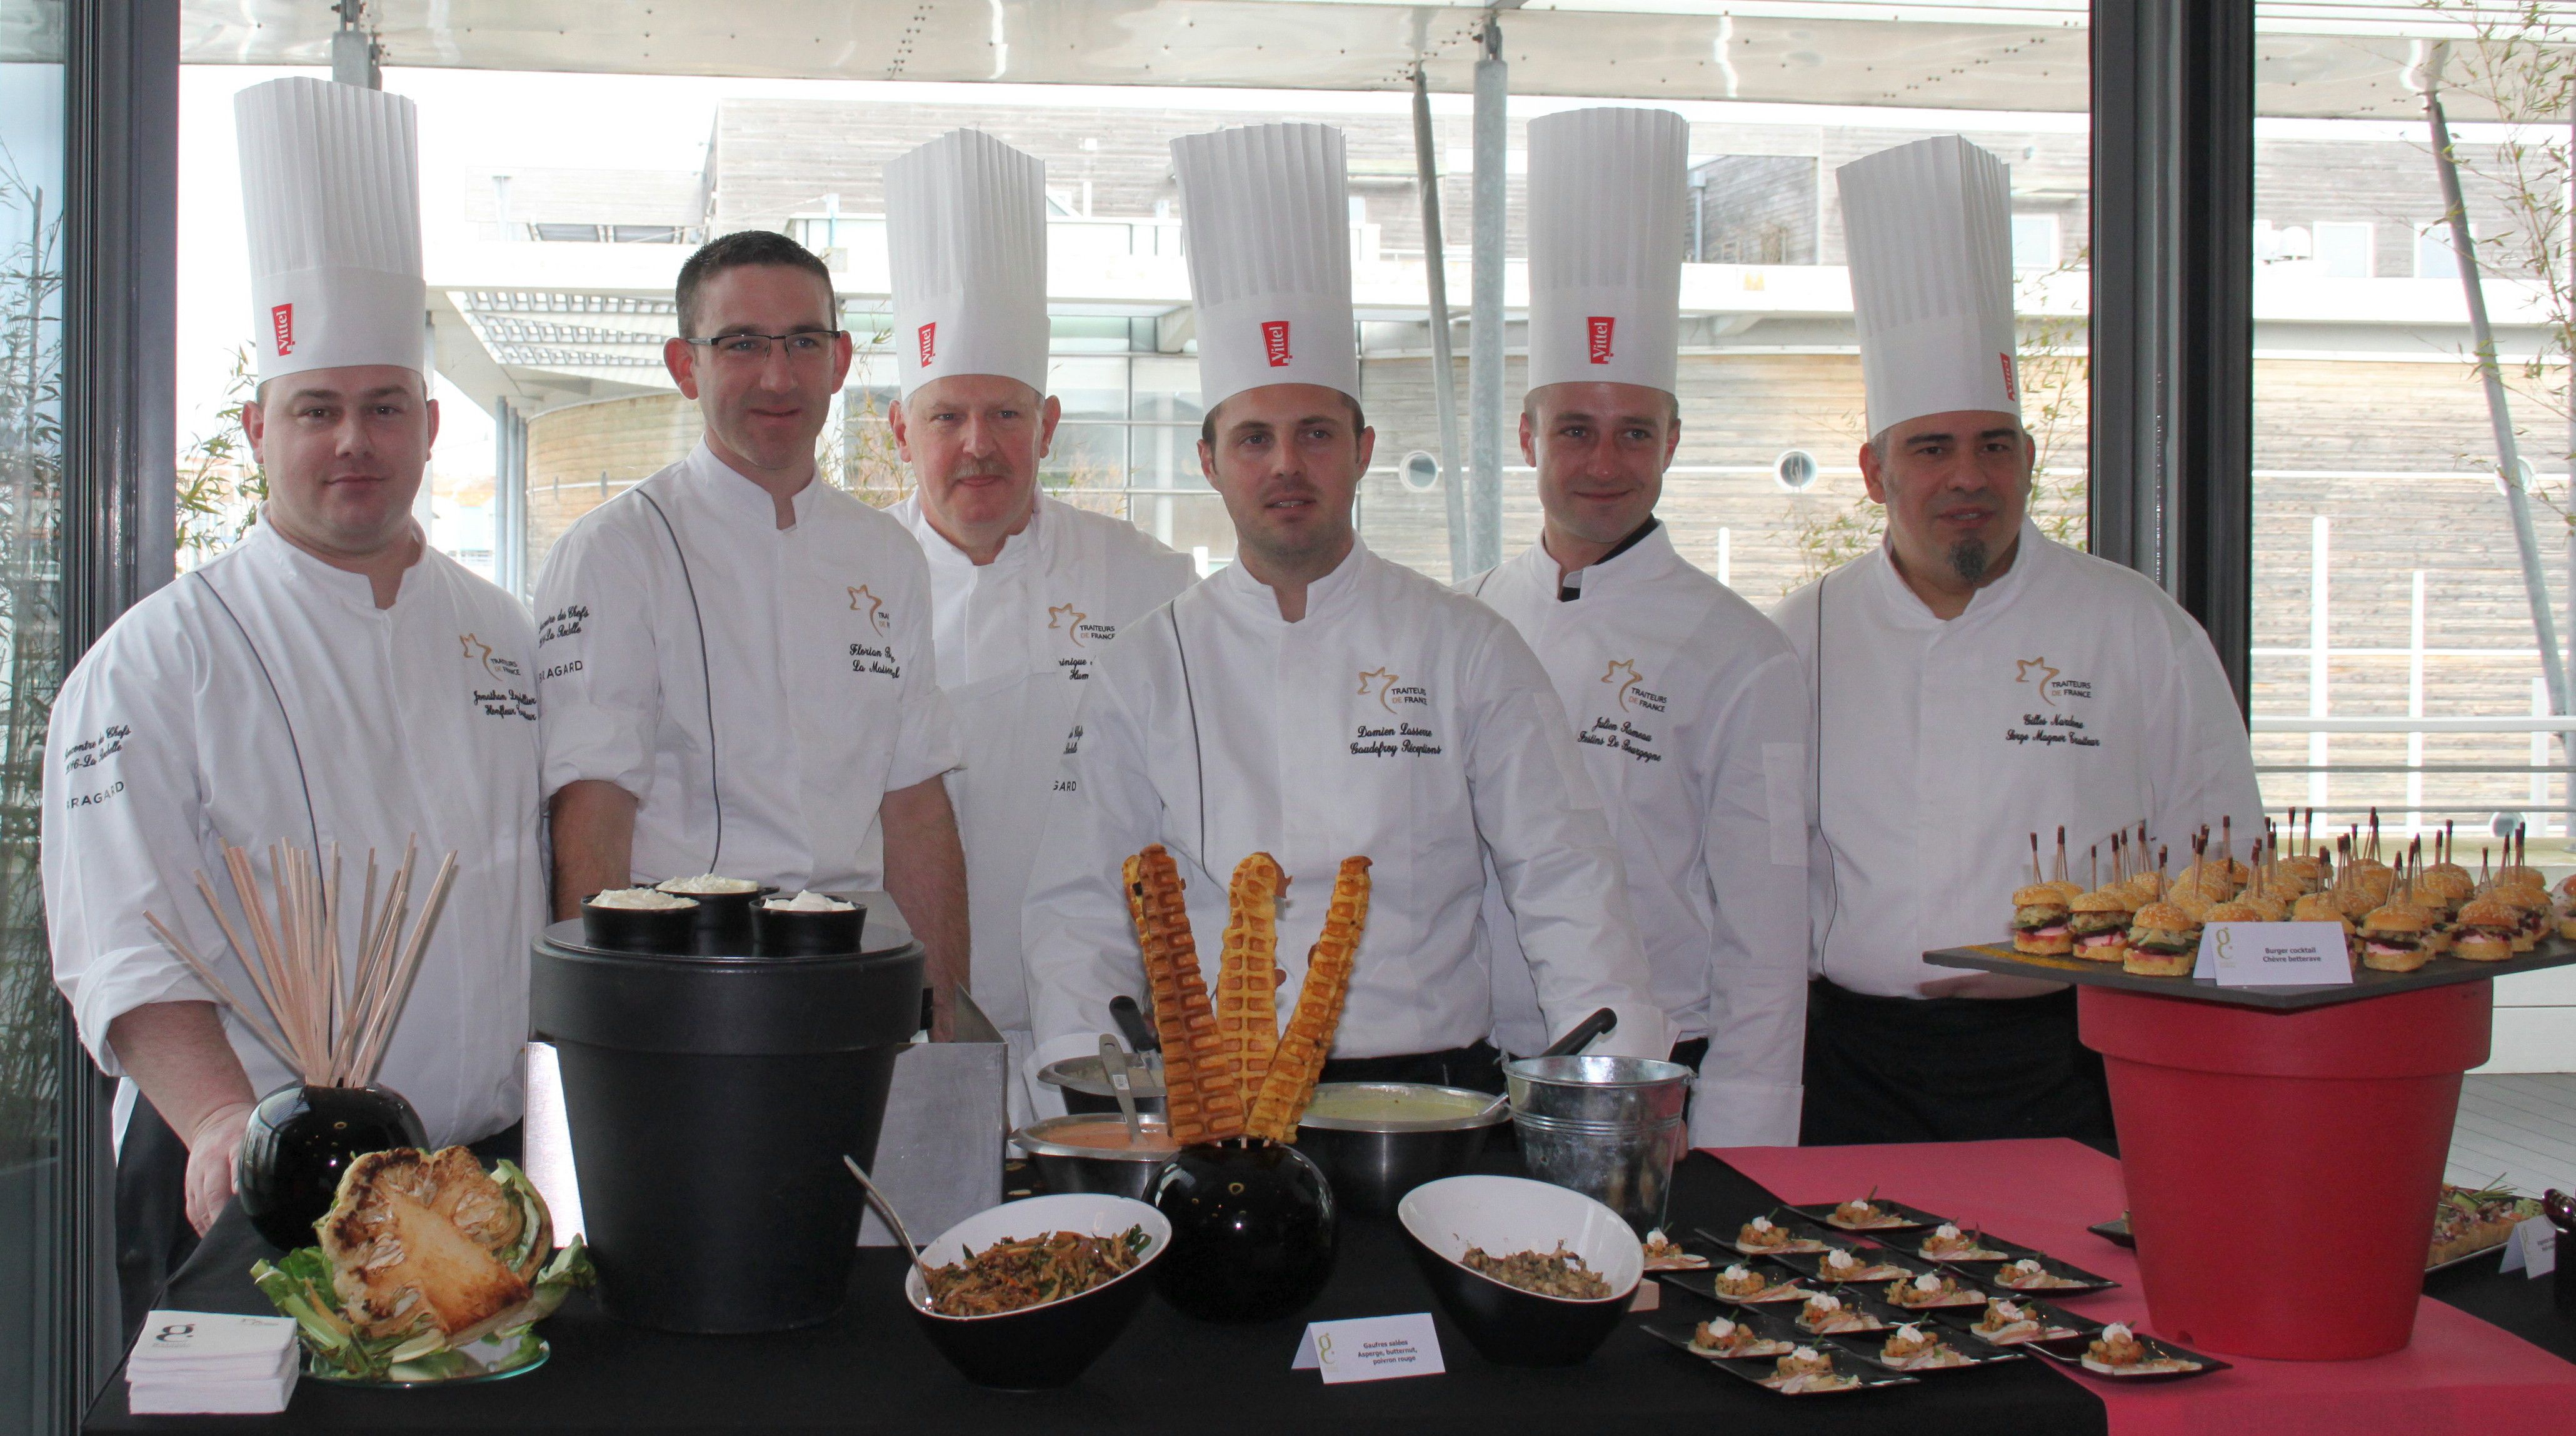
[1099,1033,1145,1144]
[843,1155,935,1291]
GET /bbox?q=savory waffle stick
[1125,847,1241,1142]
[1216,853,1288,1092]
[1248,857,1373,1143]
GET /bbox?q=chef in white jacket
[1470,109,1810,1148]
[42,78,544,1327]
[1775,136,2262,1145]
[535,229,968,1028]
[1023,123,1666,1089]
[879,131,1196,1117]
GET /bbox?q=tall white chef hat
[885,129,1049,400]
[1171,123,1358,409]
[1835,134,2019,438]
[1526,107,1688,396]
[235,78,425,386]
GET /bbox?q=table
[89,1150,2108,1435]
[1719,1139,2576,1436]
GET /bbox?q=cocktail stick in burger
[2010,883,2075,956]
[2068,888,2133,963]
[1125,846,1243,1142]
[1246,856,1372,1143]
[2357,902,2433,973]
[2450,896,2519,963]
[2123,900,2202,977]
[1216,853,1287,1090]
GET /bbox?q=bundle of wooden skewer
[144,839,459,1089]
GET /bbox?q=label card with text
[2192,921,2353,987]
[1291,1313,1446,1384]
[2500,1216,2558,1278]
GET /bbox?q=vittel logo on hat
[271,304,295,357]
[1587,316,1616,364]
[917,322,938,368]
[2000,352,2018,402]
[1261,319,1293,368]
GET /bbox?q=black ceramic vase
[1151,1138,1336,1322]
[235,1082,427,1251]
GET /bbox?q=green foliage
[174,343,266,565]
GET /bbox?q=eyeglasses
[679,329,846,364]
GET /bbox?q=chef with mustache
[1775,135,2261,1145]
[880,130,1195,1118]
[1021,123,1666,1090]
[1470,108,1812,1148]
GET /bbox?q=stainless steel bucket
[1503,1055,1693,1237]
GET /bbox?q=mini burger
[2417,868,2474,921]
[2292,893,2355,956]
[2123,901,2202,977]
[2450,898,2520,963]
[2011,885,2075,956]
[2555,874,2576,940]
[2357,904,2432,973]
[2068,890,2135,962]
[2279,855,2326,893]
[2483,885,2548,952]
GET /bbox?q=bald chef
[880,130,1195,1115]
[536,230,968,1028]
[1775,136,2262,1145]
[44,79,545,1328]
[1023,123,1667,1089]
[1470,108,1812,1147]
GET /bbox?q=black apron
[1798,978,2114,1150]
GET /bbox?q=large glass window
[0,8,64,1432]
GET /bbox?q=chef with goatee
[44,78,544,1330]
[880,129,1195,1118]
[1022,123,1666,1091]
[1469,108,1811,1148]
[1775,135,2260,1145]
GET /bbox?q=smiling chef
[1774,135,2262,1145]
[43,78,545,1330]
[1021,123,1666,1090]
[879,130,1196,1117]
[1469,108,1813,1148]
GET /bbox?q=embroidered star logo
[1048,602,1089,646]
[849,585,888,635]
[459,632,499,678]
[2015,656,2062,706]
[1601,658,1644,713]
[1358,666,1400,713]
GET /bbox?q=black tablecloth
[87,1152,2110,1435]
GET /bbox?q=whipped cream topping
[1792,1345,1820,1361]
[1825,1250,1857,1270]
[1807,1294,1842,1312]
[2102,1322,2133,1342]
[1748,1217,1775,1232]
[1705,1317,1737,1338]
[764,890,855,912]
[1933,1223,1962,1238]
[658,874,761,895]
[2009,1258,2044,1274]
[1722,1264,1752,1280]
[1913,1273,1942,1291]
[1895,1323,1923,1340]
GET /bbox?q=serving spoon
[843,1155,935,1289]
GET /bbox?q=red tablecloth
[1710,1139,2576,1436]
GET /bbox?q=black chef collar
[1557,517,1661,602]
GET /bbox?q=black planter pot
[656,882,777,955]
[1151,1138,1336,1322]
[580,894,699,954]
[236,1082,428,1251]
[751,896,866,956]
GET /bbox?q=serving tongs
[1099,1033,1146,1144]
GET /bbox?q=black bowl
[1397,1174,1643,1367]
[903,1194,1169,1388]
[654,879,777,955]
[235,1082,428,1251]
[1151,1138,1336,1322]
[751,895,866,955]
[580,892,699,953]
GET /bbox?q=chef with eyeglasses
[1469,108,1812,1148]
[43,78,545,1331]
[1774,135,2262,1145]
[534,229,968,1030]
[1021,123,1668,1093]
[879,129,1196,1118]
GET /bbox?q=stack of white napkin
[127,1310,299,1415]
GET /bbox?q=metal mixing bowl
[1011,1114,1180,1202]
[1294,1082,1511,1215]
[1035,1054,1170,1117]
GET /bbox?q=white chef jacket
[1773,520,2263,998]
[535,442,958,893]
[888,493,1195,1036]
[43,521,544,1148]
[1023,539,1669,1076]
[1469,524,1812,1146]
